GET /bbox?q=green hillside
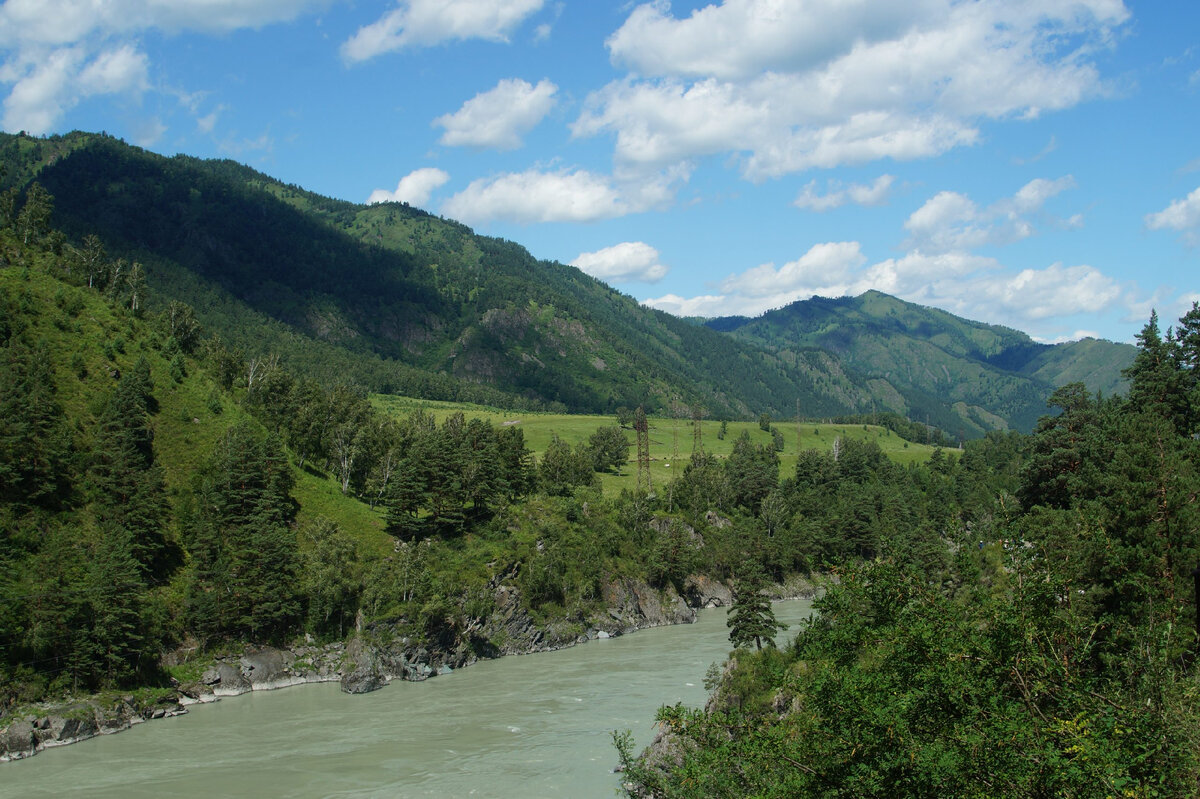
[371,395,944,495]
[3,131,1132,437]
[0,199,952,707]
[708,290,1136,434]
[2,130,880,421]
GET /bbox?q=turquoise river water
[3,600,813,798]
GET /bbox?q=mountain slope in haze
[708,291,1136,434]
[4,131,880,420]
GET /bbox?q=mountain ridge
[705,289,1135,435]
[2,130,1135,435]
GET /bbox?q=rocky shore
[0,572,818,763]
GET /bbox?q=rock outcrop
[601,578,696,633]
[0,695,187,762]
[2,567,787,762]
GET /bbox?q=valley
[1,130,1195,796]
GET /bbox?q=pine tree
[16,182,53,246]
[0,339,71,508]
[727,562,785,650]
[1125,310,1189,433]
[184,422,299,641]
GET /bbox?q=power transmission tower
[795,397,802,450]
[635,406,652,495]
[692,404,704,454]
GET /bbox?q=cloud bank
[576,0,1129,179]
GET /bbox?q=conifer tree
[727,561,785,650]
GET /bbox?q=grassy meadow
[371,394,948,495]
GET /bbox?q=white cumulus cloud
[904,176,1076,252]
[435,78,557,150]
[0,0,327,134]
[442,166,683,224]
[342,0,544,62]
[571,241,669,284]
[1145,186,1200,232]
[0,0,327,47]
[985,263,1122,320]
[578,0,1129,180]
[368,167,451,207]
[641,293,731,318]
[721,241,868,299]
[443,169,625,224]
[794,174,894,211]
[77,44,149,95]
[2,44,149,134]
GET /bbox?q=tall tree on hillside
[589,425,630,473]
[0,339,71,509]
[496,424,534,501]
[1124,310,1190,433]
[727,561,785,650]
[16,182,52,246]
[88,357,171,575]
[726,431,779,512]
[185,422,299,641]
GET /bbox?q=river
[4,600,813,798]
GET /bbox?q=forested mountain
[4,154,1199,794]
[1,131,877,421]
[1,131,1132,434]
[708,291,1136,435]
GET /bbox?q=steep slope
[5,131,876,419]
[709,291,1136,434]
[1022,337,1134,396]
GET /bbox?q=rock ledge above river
[1,571,822,763]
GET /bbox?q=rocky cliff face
[0,571,732,762]
[335,573,707,695]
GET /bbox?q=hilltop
[708,291,1135,435]
[2,131,1134,435]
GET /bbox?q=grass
[371,394,947,495]
[291,465,392,556]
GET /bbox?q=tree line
[617,303,1200,797]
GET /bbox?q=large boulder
[0,720,36,761]
[601,578,696,631]
[340,638,385,694]
[209,662,252,695]
[683,574,733,608]
[240,646,294,689]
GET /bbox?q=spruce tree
[727,562,785,650]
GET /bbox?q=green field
[371,394,947,495]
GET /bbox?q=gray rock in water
[683,574,733,608]
[340,667,385,694]
[340,637,385,694]
[0,720,36,760]
[58,715,98,742]
[214,662,251,693]
[241,646,292,687]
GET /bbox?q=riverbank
[2,599,819,798]
[0,573,821,762]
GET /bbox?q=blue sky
[1,1,1197,344]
